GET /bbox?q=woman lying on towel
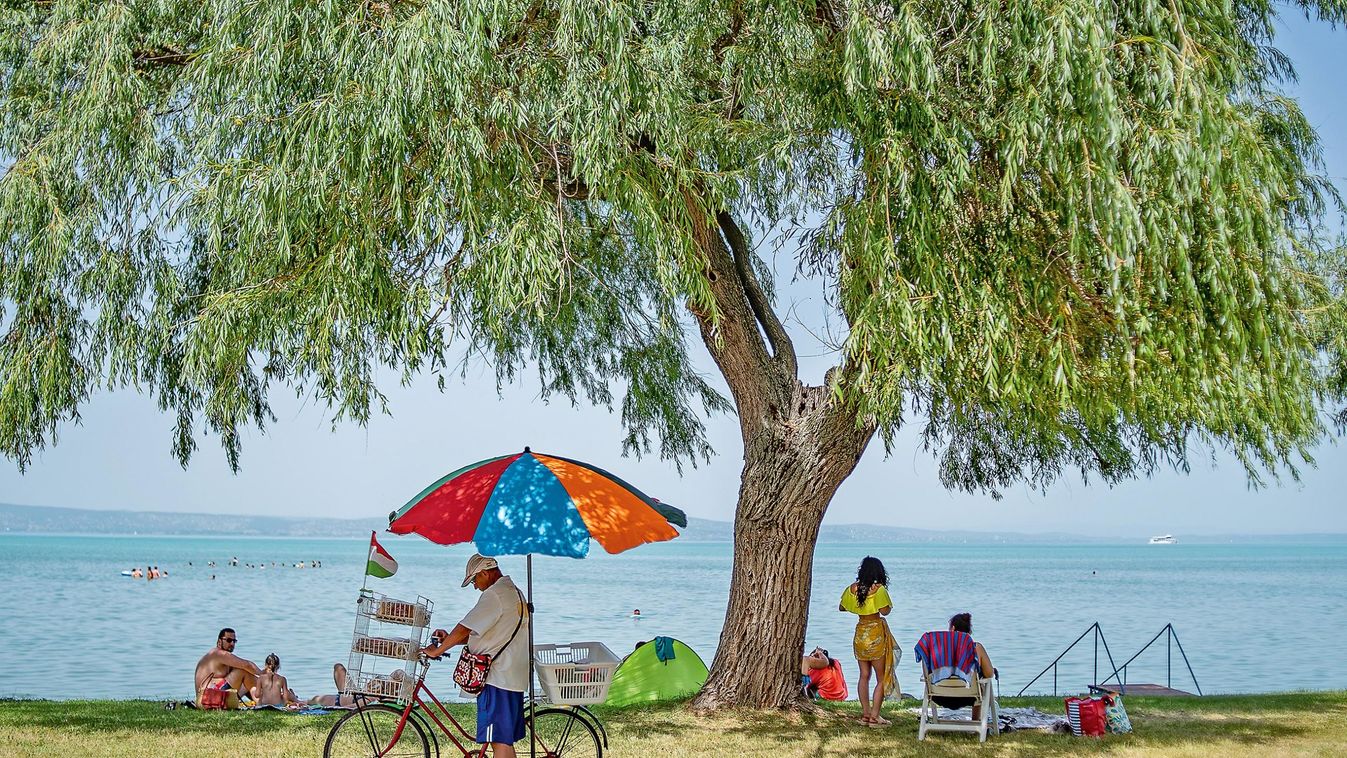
[840,556,899,727]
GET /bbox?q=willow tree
[4,0,1346,707]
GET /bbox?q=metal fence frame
[1098,623,1203,696]
[1016,622,1122,697]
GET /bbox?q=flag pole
[361,531,374,594]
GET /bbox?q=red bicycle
[323,654,603,758]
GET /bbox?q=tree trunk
[690,383,874,710]
[682,202,875,709]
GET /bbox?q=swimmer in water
[632,609,641,617]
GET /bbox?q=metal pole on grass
[528,553,535,758]
[1093,624,1099,686]
[1167,626,1172,689]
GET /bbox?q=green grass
[3,692,1346,757]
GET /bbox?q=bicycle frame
[349,660,586,758]
[349,674,475,757]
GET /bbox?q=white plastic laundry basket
[533,641,620,705]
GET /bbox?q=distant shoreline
[4,502,1346,544]
[0,531,738,542]
[4,531,1347,547]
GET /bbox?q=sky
[2,13,1346,536]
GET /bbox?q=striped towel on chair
[914,630,980,685]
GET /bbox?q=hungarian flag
[366,532,398,579]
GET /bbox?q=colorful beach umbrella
[387,447,682,557]
[386,448,681,756]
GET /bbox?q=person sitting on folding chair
[931,613,996,721]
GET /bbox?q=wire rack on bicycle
[345,669,416,702]
[352,633,421,660]
[346,590,433,704]
[357,593,432,627]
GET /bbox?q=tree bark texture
[684,202,877,709]
[689,385,875,709]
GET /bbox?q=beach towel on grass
[914,630,979,685]
[908,705,1068,733]
[242,704,353,714]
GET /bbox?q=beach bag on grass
[1065,696,1107,737]
[1102,694,1133,734]
[452,590,526,695]
[199,686,230,711]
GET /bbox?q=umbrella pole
[527,553,535,758]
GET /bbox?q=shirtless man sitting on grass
[194,628,262,709]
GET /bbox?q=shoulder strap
[489,588,527,658]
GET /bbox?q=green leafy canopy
[2,0,1345,494]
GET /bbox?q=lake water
[1,534,1344,701]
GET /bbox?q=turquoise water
[0,534,1344,700]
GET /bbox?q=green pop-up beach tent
[604,636,709,707]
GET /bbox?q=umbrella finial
[524,446,531,453]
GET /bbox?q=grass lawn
[3,692,1346,757]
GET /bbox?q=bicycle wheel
[522,707,602,758]
[325,702,431,758]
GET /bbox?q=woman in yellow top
[840,556,898,726]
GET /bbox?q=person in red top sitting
[802,646,849,701]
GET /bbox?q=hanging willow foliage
[2,0,1344,493]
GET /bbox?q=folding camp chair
[917,659,998,741]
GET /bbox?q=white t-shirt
[459,575,530,693]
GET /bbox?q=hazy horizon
[4,499,1346,540]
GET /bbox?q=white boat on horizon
[1148,534,1178,545]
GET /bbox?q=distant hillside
[0,502,1083,542]
[2,502,1341,543]
[683,516,1116,544]
[0,502,385,538]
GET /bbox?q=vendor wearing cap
[423,554,529,758]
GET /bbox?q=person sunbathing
[307,663,360,708]
[802,646,849,701]
[251,653,299,707]
[194,627,262,709]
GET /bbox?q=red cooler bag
[1065,696,1107,736]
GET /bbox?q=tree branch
[131,46,195,69]
[813,0,846,35]
[717,210,797,379]
[684,193,789,431]
[713,5,745,64]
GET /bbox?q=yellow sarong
[853,616,899,698]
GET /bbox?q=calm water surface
[0,535,1343,700]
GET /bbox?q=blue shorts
[476,685,524,745]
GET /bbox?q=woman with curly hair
[840,556,898,726]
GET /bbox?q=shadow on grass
[0,699,340,736]
[4,695,1338,756]
[605,697,1326,757]
[1010,692,1347,715]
